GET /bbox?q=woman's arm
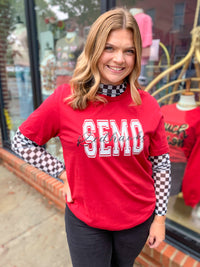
[11,129,65,179]
[148,153,171,248]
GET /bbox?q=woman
[12,8,171,267]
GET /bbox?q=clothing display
[40,49,56,99]
[55,32,84,86]
[17,84,170,230]
[9,23,33,119]
[10,23,30,66]
[161,103,200,206]
[130,8,153,85]
[134,12,153,49]
[176,93,197,111]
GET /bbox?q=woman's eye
[105,46,113,51]
[126,49,135,54]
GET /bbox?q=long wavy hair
[68,8,142,110]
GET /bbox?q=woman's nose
[113,51,125,64]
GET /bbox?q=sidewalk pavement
[0,164,72,267]
[0,164,142,267]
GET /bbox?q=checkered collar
[98,81,127,97]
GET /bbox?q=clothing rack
[144,0,200,105]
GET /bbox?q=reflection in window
[2,1,34,142]
[35,0,101,98]
[146,8,155,24]
[8,17,33,119]
[173,3,185,31]
[35,0,101,161]
[115,0,200,256]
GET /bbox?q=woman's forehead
[106,29,134,46]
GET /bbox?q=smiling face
[97,29,136,86]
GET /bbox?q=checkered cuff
[149,153,171,216]
[11,129,65,179]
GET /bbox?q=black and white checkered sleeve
[149,153,171,216]
[11,129,65,179]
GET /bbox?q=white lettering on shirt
[110,119,131,156]
[97,120,111,157]
[130,119,144,154]
[83,119,97,158]
[81,119,144,158]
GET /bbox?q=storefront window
[0,0,199,259]
[116,0,200,256]
[173,2,185,31]
[34,0,101,161]
[0,0,34,143]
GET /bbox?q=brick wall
[0,2,11,108]
[0,2,11,148]
[0,148,199,267]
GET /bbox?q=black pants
[65,205,154,267]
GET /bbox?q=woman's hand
[60,171,73,203]
[147,215,166,248]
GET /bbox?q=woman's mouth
[107,65,125,71]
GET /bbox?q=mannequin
[40,43,56,100]
[176,92,197,111]
[66,31,77,40]
[55,21,84,87]
[130,8,153,86]
[9,17,33,119]
[129,8,144,16]
[13,22,27,35]
[161,90,200,207]
[10,19,30,67]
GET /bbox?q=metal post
[101,0,116,13]
[24,0,42,109]
[108,0,116,10]
[0,74,9,146]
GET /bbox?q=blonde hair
[68,8,142,109]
